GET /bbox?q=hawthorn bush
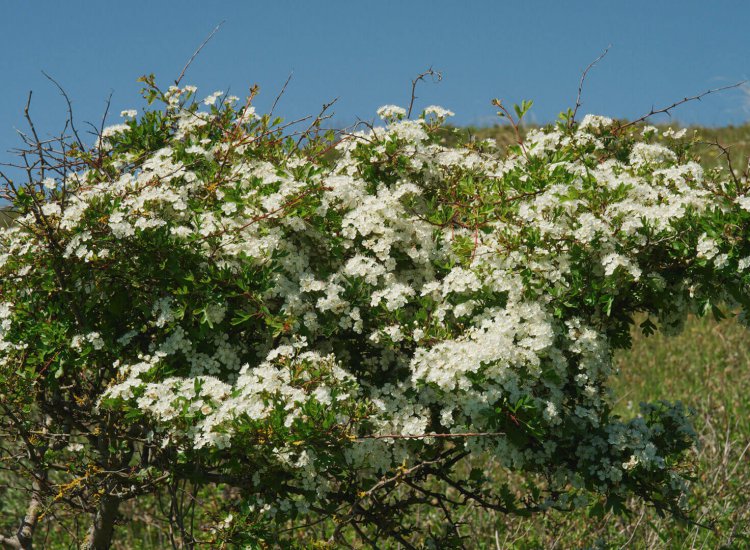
[1,77,749,548]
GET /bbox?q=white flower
[204,303,227,325]
[389,119,428,141]
[203,91,224,106]
[109,211,134,239]
[423,105,454,118]
[71,332,104,351]
[70,335,84,350]
[696,233,719,260]
[629,142,677,168]
[120,109,138,118]
[101,124,129,138]
[544,401,559,420]
[171,226,193,238]
[376,105,406,120]
[240,106,258,122]
[41,203,61,217]
[579,114,613,131]
[221,202,238,215]
[383,325,404,343]
[622,455,639,470]
[602,253,642,280]
[663,127,687,139]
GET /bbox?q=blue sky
[1,1,749,168]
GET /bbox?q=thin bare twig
[41,71,85,150]
[23,91,46,181]
[91,91,113,167]
[357,431,505,441]
[407,67,442,118]
[618,81,747,131]
[175,21,225,87]
[270,72,294,117]
[570,45,611,127]
[295,97,338,148]
[697,138,743,192]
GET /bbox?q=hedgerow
[1,76,749,548]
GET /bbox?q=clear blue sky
[1,1,749,167]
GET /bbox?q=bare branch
[295,97,338,148]
[697,138,742,191]
[41,71,85,150]
[270,72,294,117]
[435,471,513,514]
[175,21,225,87]
[357,431,505,441]
[82,91,114,168]
[618,81,747,131]
[23,91,46,182]
[407,67,442,118]
[0,469,48,550]
[570,45,610,127]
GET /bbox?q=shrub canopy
[1,79,750,547]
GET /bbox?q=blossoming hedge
[1,77,749,547]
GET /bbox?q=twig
[94,91,113,167]
[175,21,225,87]
[407,67,442,118]
[23,91,46,181]
[270,72,294,117]
[295,97,338,148]
[357,430,505,440]
[570,45,611,127]
[41,71,85,150]
[435,471,513,514]
[361,450,466,500]
[491,99,527,156]
[618,81,747,131]
[697,138,743,192]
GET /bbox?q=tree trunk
[0,495,42,550]
[80,496,119,550]
[15,490,43,550]
[0,472,46,550]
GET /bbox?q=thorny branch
[175,21,225,87]
[570,45,611,128]
[617,81,747,131]
[408,66,442,118]
[270,71,294,117]
[41,71,85,150]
